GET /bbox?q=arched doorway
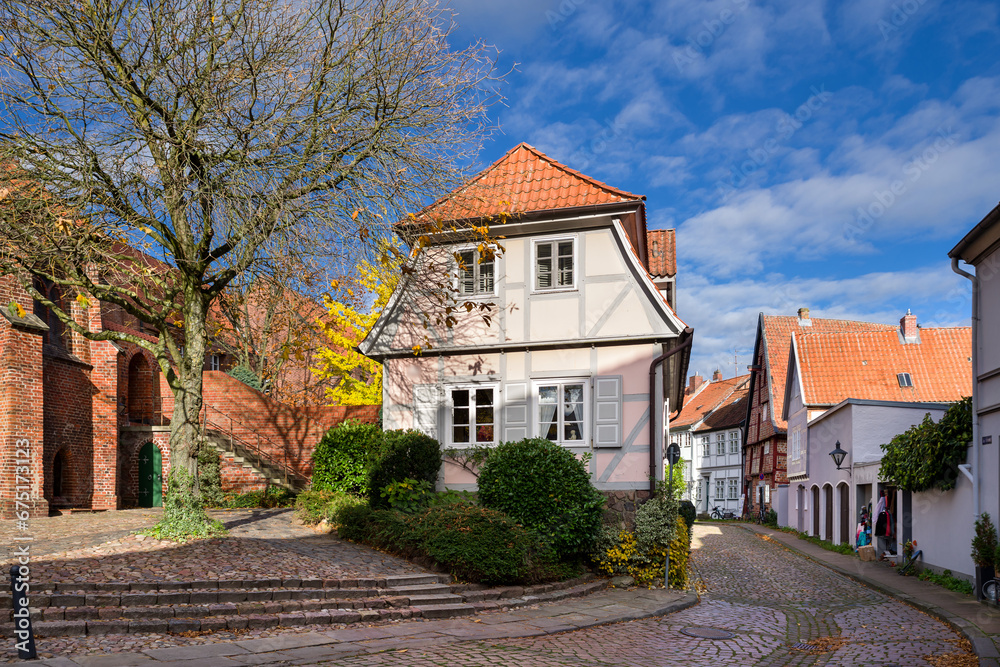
[796,485,805,532]
[811,486,820,536]
[52,448,69,499]
[838,483,850,545]
[137,441,162,508]
[823,484,833,541]
[128,354,155,423]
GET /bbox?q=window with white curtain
[535,380,586,445]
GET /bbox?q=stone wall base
[602,489,653,528]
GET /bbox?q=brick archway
[47,447,73,511]
[127,353,159,423]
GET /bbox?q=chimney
[797,307,811,327]
[712,369,723,382]
[686,374,705,395]
[900,309,918,342]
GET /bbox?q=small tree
[972,513,998,568]
[879,397,972,492]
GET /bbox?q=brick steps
[6,573,607,637]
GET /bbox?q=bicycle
[710,506,737,520]
[984,574,999,604]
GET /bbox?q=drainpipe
[649,328,694,496]
[952,258,979,517]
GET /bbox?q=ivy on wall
[879,397,972,492]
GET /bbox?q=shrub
[972,512,999,567]
[312,420,383,495]
[336,503,568,585]
[678,500,696,539]
[880,397,972,492]
[196,445,224,506]
[227,364,263,392]
[214,486,296,509]
[478,438,604,560]
[367,430,441,508]
[295,489,365,525]
[379,478,473,514]
[667,520,689,588]
[764,509,778,527]
[635,493,677,556]
[141,468,226,541]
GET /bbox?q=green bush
[213,486,296,509]
[678,500,696,538]
[295,489,365,525]
[141,468,226,541]
[880,397,972,492]
[312,420,383,495]
[379,478,474,514]
[477,438,604,561]
[765,509,778,527]
[227,364,263,392]
[367,430,441,509]
[972,513,999,567]
[196,446,224,506]
[336,503,570,585]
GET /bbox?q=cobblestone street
[308,524,974,666]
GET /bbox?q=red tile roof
[413,142,644,223]
[793,328,971,406]
[672,374,750,428]
[646,229,676,277]
[696,384,749,432]
[762,316,896,431]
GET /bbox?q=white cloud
[679,262,970,380]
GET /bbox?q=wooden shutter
[413,385,442,439]
[504,382,529,442]
[593,375,622,448]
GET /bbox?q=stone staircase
[5,574,607,637]
[203,435,307,493]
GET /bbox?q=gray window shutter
[413,385,442,440]
[504,382,529,442]
[593,375,622,448]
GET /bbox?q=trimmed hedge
[336,503,570,585]
[311,420,383,495]
[477,438,604,560]
[295,489,366,526]
[367,430,441,509]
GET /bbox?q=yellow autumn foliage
[313,240,402,406]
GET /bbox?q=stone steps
[6,573,606,637]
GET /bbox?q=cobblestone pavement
[304,524,974,666]
[3,508,425,585]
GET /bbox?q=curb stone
[737,523,998,665]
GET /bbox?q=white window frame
[531,236,577,292]
[728,478,738,500]
[533,378,588,446]
[716,433,726,456]
[446,384,498,447]
[210,354,221,371]
[453,245,497,298]
[715,478,726,500]
[729,431,739,454]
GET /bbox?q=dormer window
[534,238,575,290]
[455,248,495,296]
[897,372,913,387]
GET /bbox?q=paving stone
[245,614,279,630]
[86,619,128,635]
[200,617,230,632]
[278,613,306,626]
[128,619,169,633]
[123,606,173,619]
[85,594,120,607]
[143,643,248,661]
[36,619,87,636]
[156,592,189,605]
[189,591,220,604]
[64,606,100,620]
[120,593,158,606]
[166,618,201,633]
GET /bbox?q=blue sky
[443,0,1000,380]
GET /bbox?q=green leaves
[311,420,383,495]
[477,438,605,561]
[879,397,972,492]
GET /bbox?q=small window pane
[453,425,470,443]
[476,424,494,443]
[454,408,469,425]
[539,386,557,403]
[479,260,494,293]
[475,388,493,406]
[564,422,583,441]
[453,390,469,407]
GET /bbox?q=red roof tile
[646,229,676,277]
[672,374,750,428]
[762,316,896,431]
[794,328,971,406]
[413,143,643,223]
[696,385,749,432]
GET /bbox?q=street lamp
[829,441,852,475]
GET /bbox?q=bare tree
[0,0,499,505]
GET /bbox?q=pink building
[360,143,692,509]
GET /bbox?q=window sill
[531,287,578,295]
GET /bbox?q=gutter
[952,257,979,517]
[649,327,694,495]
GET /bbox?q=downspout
[649,328,694,495]
[952,258,979,517]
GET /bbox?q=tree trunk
[168,293,208,478]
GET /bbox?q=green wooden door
[138,441,162,508]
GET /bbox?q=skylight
[897,373,913,388]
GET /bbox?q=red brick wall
[160,372,379,479]
[219,453,268,494]
[42,355,94,509]
[0,275,48,517]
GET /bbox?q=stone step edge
[15,573,449,594]
[467,579,609,612]
[451,573,599,601]
[12,606,447,637]
[17,595,417,623]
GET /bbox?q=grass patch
[778,527,856,556]
[917,568,974,596]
